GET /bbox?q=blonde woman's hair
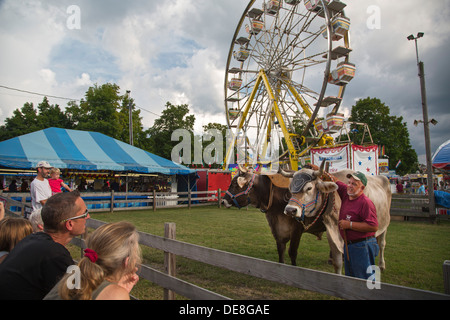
[59,221,142,300]
[0,217,33,252]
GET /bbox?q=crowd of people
[0,161,141,300]
[395,180,450,195]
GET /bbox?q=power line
[135,105,160,117]
[0,85,80,101]
[0,84,161,118]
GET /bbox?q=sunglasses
[61,209,89,223]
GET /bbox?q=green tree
[0,97,73,141]
[349,97,418,175]
[146,102,195,160]
[65,83,147,148]
[36,97,74,129]
[66,83,121,138]
[0,83,148,149]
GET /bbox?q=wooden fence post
[21,197,26,217]
[218,188,222,208]
[444,260,450,295]
[110,190,114,213]
[164,222,176,300]
[188,189,191,210]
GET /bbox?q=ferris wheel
[224,0,355,170]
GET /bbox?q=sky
[0,0,449,166]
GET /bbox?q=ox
[283,161,391,274]
[222,166,326,266]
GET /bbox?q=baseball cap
[346,171,367,186]
[36,161,53,169]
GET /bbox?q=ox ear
[237,176,251,188]
[317,181,338,194]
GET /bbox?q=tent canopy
[432,139,450,171]
[0,127,193,175]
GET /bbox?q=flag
[395,160,402,169]
[378,145,385,157]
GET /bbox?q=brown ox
[222,167,326,266]
[283,162,391,274]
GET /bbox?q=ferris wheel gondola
[224,0,354,170]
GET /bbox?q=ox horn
[279,168,295,178]
[238,164,248,174]
[313,160,326,178]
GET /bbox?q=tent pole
[126,173,129,200]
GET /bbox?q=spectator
[29,209,44,233]
[7,180,17,192]
[405,181,411,194]
[396,181,404,194]
[48,168,73,195]
[45,221,141,300]
[0,217,33,264]
[30,161,53,211]
[20,179,29,192]
[417,182,426,194]
[0,191,89,300]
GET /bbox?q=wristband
[350,222,353,229]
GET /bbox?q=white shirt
[30,178,52,211]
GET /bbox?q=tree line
[0,83,417,174]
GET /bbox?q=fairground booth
[0,127,195,212]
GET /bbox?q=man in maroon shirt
[336,171,379,279]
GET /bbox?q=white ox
[282,163,391,274]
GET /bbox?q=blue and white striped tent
[0,127,193,175]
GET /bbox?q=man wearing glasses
[0,191,90,300]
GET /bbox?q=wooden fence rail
[0,189,224,216]
[390,193,450,222]
[72,219,449,300]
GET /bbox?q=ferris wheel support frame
[224,69,299,170]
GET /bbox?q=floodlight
[407,34,415,41]
[417,32,424,38]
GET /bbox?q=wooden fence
[0,190,224,216]
[1,193,449,300]
[390,193,450,222]
[71,218,449,300]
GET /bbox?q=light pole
[126,90,133,146]
[407,32,436,221]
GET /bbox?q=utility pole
[127,90,133,146]
[407,32,436,222]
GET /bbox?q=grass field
[72,205,450,300]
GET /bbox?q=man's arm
[338,220,378,232]
[0,202,4,220]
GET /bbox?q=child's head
[49,168,61,178]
